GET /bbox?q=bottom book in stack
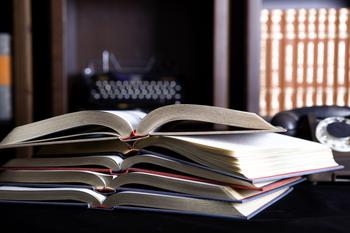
[0,151,305,220]
[0,185,293,220]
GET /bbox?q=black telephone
[270,106,350,182]
[72,51,184,111]
[270,106,350,150]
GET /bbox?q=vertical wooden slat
[213,0,230,108]
[333,9,340,104]
[292,10,299,108]
[51,0,68,115]
[345,10,350,105]
[265,12,273,116]
[278,11,286,111]
[322,9,329,105]
[13,0,33,158]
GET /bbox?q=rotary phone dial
[315,117,350,152]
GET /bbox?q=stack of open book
[0,104,342,219]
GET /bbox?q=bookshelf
[0,0,13,140]
[0,0,33,140]
[248,0,350,117]
[0,0,33,158]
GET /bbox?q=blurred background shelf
[0,0,254,130]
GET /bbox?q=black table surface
[1,181,350,233]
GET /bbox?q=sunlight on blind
[260,8,350,117]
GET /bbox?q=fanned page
[104,187,290,218]
[0,110,146,147]
[103,111,147,133]
[136,104,284,136]
[152,133,340,180]
[0,186,106,207]
[165,133,331,156]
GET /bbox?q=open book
[19,133,342,182]
[0,104,283,147]
[0,185,292,219]
[134,133,342,181]
[1,153,306,190]
[1,153,298,189]
[0,167,302,202]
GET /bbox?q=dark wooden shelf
[51,0,231,114]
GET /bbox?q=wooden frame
[214,0,230,108]
[51,0,68,115]
[246,0,263,113]
[13,0,33,157]
[13,0,33,125]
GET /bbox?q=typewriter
[73,51,183,111]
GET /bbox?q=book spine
[0,33,12,121]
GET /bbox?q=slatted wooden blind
[260,8,350,117]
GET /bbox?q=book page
[103,110,146,131]
[3,155,124,172]
[136,104,282,136]
[0,110,145,146]
[0,186,106,207]
[104,188,289,218]
[167,133,329,152]
[0,170,115,190]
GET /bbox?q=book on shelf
[0,185,292,220]
[0,33,12,122]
